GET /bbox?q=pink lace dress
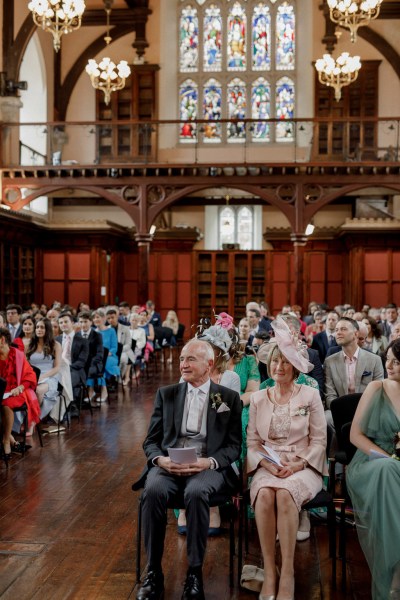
[248,386,326,511]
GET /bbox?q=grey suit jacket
[133,380,242,489]
[324,348,384,408]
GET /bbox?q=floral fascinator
[258,315,314,374]
[197,312,236,358]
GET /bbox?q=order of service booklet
[258,444,283,467]
[168,447,198,464]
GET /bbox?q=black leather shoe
[136,570,164,600]
[181,571,205,600]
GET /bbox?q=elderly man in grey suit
[324,317,384,453]
[134,339,242,600]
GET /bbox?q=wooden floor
[0,361,373,600]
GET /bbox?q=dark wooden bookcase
[313,60,380,160]
[96,64,159,162]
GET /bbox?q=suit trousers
[142,466,226,570]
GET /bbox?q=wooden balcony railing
[0,117,399,168]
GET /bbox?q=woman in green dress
[347,338,400,600]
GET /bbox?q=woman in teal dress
[227,351,260,460]
[347,339,400,600]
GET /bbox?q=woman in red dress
[0,327,40,459]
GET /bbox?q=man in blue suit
[311,310,340,363]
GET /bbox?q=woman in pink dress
[247,317,327,600]
[0,327,40,460]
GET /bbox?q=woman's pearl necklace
[270,384,296,406]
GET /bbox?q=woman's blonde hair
[260,341,299,381]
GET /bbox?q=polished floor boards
[0,363,372,599]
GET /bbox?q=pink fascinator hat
[259,315,313,374]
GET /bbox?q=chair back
[0,376,6,404]
[341,422,358,463]
[330,393,362,463]
[31,365,41,383]
[176,323,185,342]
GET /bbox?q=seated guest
[18,314,36,353]
[123,313,147,384]
[27,317,62,426]
[57,312,89,416]
[311,310,340,363]
[0,311,6,327]
[139,309,155,361]
[238,317,251,351]
[6,304,22,341]
[304,310,325,345]
[118,301,131,326]
[362,315,389,354]
[0,327,40,458]
[106,308,133,382]
[92,309,119,401]
[347,339,400,600]
[133,339,242,600]
[77,311,104,402]
[162,310,180,363]
[145,300,162,328]
[247,327,327,600]
[51,318,61,338]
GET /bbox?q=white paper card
[168,447,198,464]
[258,444,283,467]
[3,392,11,399]
[369,449,389,460]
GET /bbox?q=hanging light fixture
[28,0,86,52]
[85,2,131,105]
[327,0,383,43]
[315,52,361,102]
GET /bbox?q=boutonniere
[392,432,400,461]
[210,392,223,410]
[362,370,372,377]
[293,405,310,417]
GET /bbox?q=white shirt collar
[187,379,211,396]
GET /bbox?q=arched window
[178,0,296,144]
[219,205,254,249]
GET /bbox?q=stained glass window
[180,6,199,72]
[203,78,222,142]
[179,79,198,141]
[227,78,246,142]
[178,1,296,144]
[227,2,246,71]
[204,5,222,71]
[276,76,294,141]
[220,206,235,245]
[276,2,295,70]
[252,4,271,71]
[251,77,270,142]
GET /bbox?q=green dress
[233,355,260,462]
[347,386,400,600]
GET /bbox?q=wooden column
[134,234,152,304]
[291,234,307,309]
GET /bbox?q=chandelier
[86,58,131,105]
[327,0,383,43]
[85,3,131,105]
[315,52,361,101]
[28,0,86,52]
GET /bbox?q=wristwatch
[209,458,217,470]
[302,459,308,470]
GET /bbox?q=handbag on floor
[240,564,264,592]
